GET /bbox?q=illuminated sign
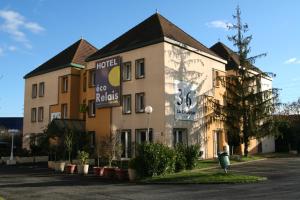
[95,56,121,108]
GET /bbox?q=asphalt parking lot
[0,157,300,200]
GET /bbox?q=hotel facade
[23,13,273,159]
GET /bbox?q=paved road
[0,157,300,200]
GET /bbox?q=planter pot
[55,161,66,172]
[128,168,137,181]
[93,167,104,176]
[48,161,55,169]
[66,164,76,174]
[115,168,128,181]
[77,164,89,175]
[103,167,116,179]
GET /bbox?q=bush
[185,144,200,169]
[174,144,187,172]
[77,150,89,165]
[134,143,176,177]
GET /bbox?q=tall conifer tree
[219,6,279,156]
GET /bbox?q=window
[62,76,68,93]
[121,130,131,158]
[135,59,145,79]
[31,108,37,122]
[88,100,96,117]
[32,84,37,98]
[136,129,153,144]
[214,70,220,87]
[39,82,45,97]
[38,107,44,122]
[135,92,145,113]
[122,95,131,114]
[88,131,96,148]
[62,104,68,119]
[173,129,187,147]
[122,62,131,81]
[83,74,87,92]
[89,70,96,87]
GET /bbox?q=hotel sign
[95,56,121,108]
[174,80,197,121]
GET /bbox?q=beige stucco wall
[164,42,227,158]
[23,67,72,148]
[109,43,166,143]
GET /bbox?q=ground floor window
[173,128,187,146]
[120,130,131,158]
[88,131,95,148]
[135,129,153,144]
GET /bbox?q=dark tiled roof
[24,39,97,79]
[87,13,220,61]
[0,117,23,130]
[210,42,263,73]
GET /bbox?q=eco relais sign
[95,56,121,108]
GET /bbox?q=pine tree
[219,6,280,156]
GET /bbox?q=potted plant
[115,160,129,181]
[100,133,123,179]
[77,150,89,175]
[128,158,137,181]
[64,129,76,174]
[93,139,104,176]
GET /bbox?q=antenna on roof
[80,36,83,40]
[155,9,158,14]
[218,38,220,42]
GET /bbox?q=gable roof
[210,42,263,73]
[24,39,97,79]
[86,13,220,61]
[0,117,23,131]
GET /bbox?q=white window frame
[135,59,145,79]
[122,95,131,114]
[38,107,44,122]
[136,129,153,144]
[31,108,37,122]
[121,130,131,159]
[135,93,145,113]
[88,100,96,117]
[123,62,131,81]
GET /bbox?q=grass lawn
[0,196,5,200]
[142,170,266,184]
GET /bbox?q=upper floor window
[89,70,96,87]
[122,94,131,114]
[88,100,96,117]
[31,108,37,122]
[62,76,68,93]
[135,92,145,113]
[38,107,44,122]
[122,62,131,81]
[214,70,220,87]
[32,84,37,98]
[39,82,45,97]
[135,59,145,79]
[62,104,68,119]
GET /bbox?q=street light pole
[7,129,19,165]
[145,106,153,142]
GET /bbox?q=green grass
[230,155,264,163]
[142,170,266,184]
[196,159,219,169]
[0,196,5,200]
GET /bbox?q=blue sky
[0,0,299,117]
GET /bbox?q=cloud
[0,9,45,48]
[206,20,232,30]
[8,45,17,51]
[284,57,300,64]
